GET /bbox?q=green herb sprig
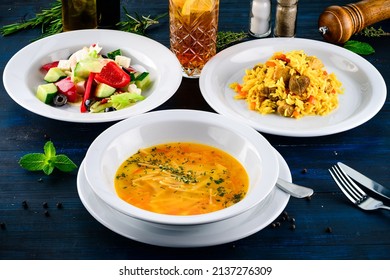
[217,31,249,52]
[0,0,62,39]
[19,141,77,175]
[117,8,167,35]
[344,26,389,55]
[358,26,390,38]
[1,1,167,40]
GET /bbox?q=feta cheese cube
[115,55,131,68]
[57,60,71,71]
[128,83,142,95]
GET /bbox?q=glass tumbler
[62,0,98,32]
[169,0,220,78]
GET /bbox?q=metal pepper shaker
[274,0,298,37]
[249,0,272,38]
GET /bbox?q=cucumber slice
[44,67,66,83]
[107,49,121,60]
[134,72,151,90]
[36,83,58,104]
[74,59,103,79]
[95,83,116,98]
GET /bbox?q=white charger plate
[200,38,387,137]
[77,150,290,248]
[3,29,182,123]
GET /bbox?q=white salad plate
[200,38,387,137]
[3,29,182,123]
[77,150,290,248]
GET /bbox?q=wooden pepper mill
[318,0,390,44]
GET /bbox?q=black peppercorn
[290,224,296,230]
[44,210,50,217]
[56,202,63,209]
[42,202,48,209]
[325,227,333,233]
[0,222,6,230]
[22,200,28,209]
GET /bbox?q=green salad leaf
[109,92,145,109]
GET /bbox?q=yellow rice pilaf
[230,50,344,118]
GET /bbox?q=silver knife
[337,162,390,200]
[276,178,314,198]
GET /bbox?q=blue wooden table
[0,0,389,260]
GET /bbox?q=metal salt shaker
[249,0,271,38]
[274,0,298,37]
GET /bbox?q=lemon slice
[181,0,214,16]
[172,0,186,8]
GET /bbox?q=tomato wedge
[94,61,130,88]
[41,61,59,72]
[55,77,78,103]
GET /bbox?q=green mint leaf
[19,141,78,175]
[344,40,375,55]
[19,153,47,171]
[42,163,55,175]
[44,141,56,159]
[52,154,78,172]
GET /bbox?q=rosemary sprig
[0,0,62,39]
[217,31,249,52]
[117,8,167,35]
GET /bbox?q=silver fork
[329,164,390,211]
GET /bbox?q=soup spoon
[276,178,314,198]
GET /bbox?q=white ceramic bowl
[83,109,279,225]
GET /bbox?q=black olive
[84,99,93,110]
[122,67,132,75]
[53,94,67,106]
[104,107,116,112]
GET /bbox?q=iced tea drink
[62,0,97,32]
[169,0,219,78]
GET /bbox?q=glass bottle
[274,0,298,37]
[249,0,271,38]
[62,0,98,32]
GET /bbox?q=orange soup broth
[114,142,249,216]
